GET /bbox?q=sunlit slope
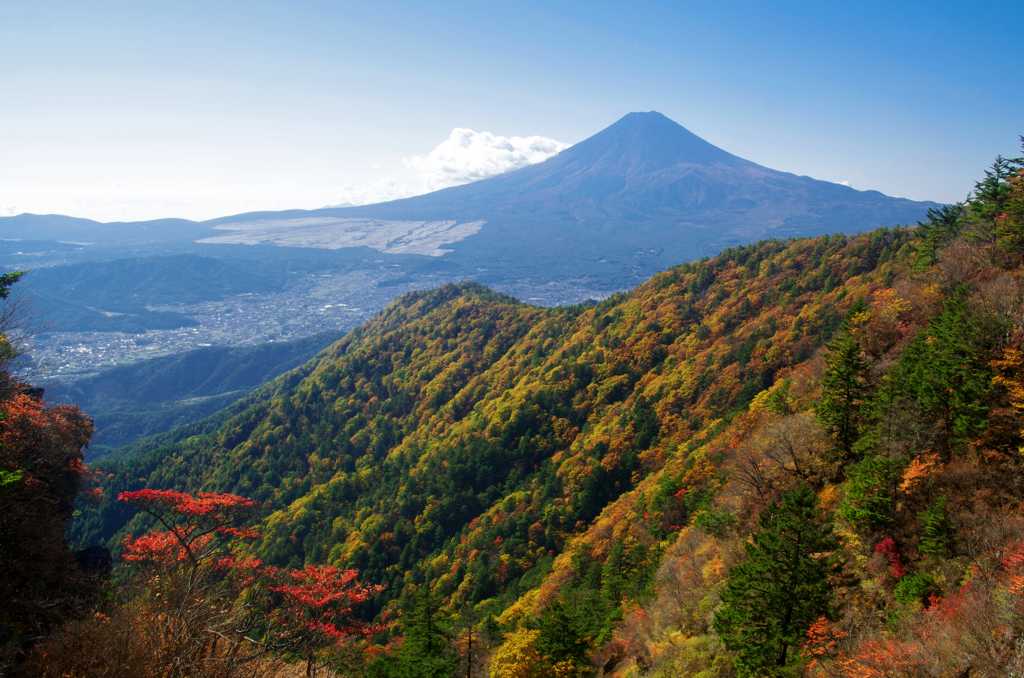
[74,229,910,602]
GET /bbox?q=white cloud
[336,128,569,207]
[404,128,569,193]
[840,180,851,186]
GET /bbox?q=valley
[32,265,617,383]
[33,267,399,382]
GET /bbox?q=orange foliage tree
[0,392,93,649]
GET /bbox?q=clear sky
[2,0,1021,223]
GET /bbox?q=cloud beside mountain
[404,128,570,192]
[336,128,570,206]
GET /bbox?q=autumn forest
[3,148,1024,677]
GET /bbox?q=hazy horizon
[3,1,1022,222]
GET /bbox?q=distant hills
[24,253,283,312]
[21,254,283,333]
[49,330,345,458]
[1,112,940,287]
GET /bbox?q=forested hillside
[63,148,1024,676]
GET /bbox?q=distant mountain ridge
[338,112,935,230]
[210,112,942,282]
[1,112,940,286]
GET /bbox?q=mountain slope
[71,196,1024,674]
[73,227,910,587]
[204,112,940,284]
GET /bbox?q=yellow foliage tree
[993,348,1024,446]
[489,628,549,678]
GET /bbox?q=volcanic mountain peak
[552,111,746,175]
[0,111,940,287]
[199,110,936,281]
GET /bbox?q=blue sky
[2,0,1021,222]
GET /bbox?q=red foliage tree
[118,489,261,569]
[263,564,386,672]
[0,392,93,645]
[874,538,905,579]
[117,489,386,673]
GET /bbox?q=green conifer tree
[839,363,913,529]
[714,484,843,677]
[395,590,459,678]
[918,496,955,557]
[913,203,965,270]
[536,599,591,676]
[963,153,1024,259]
[905,294,990,453]
[817,302,869,460]
[839,451,905,528]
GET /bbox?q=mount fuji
[1,112,938,286]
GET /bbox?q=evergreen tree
[963,153,1024,259]
[602,541,629,604]
[995,143,1024,263]
[918,496,955,557]
[839,451,905,528]
[817,302,869,460]
[913,203,965,270]
[905,294,990,453]
[393,590,459,678]
[536,599,591,676]
[714,484,843,677]
[839,363,914,529]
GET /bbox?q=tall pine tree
[912,203,965,270]
[817,300,869,461]
[536,599,591,674]
[370,591,458,678]
[908,294,990,453]
[714,484,843,677]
